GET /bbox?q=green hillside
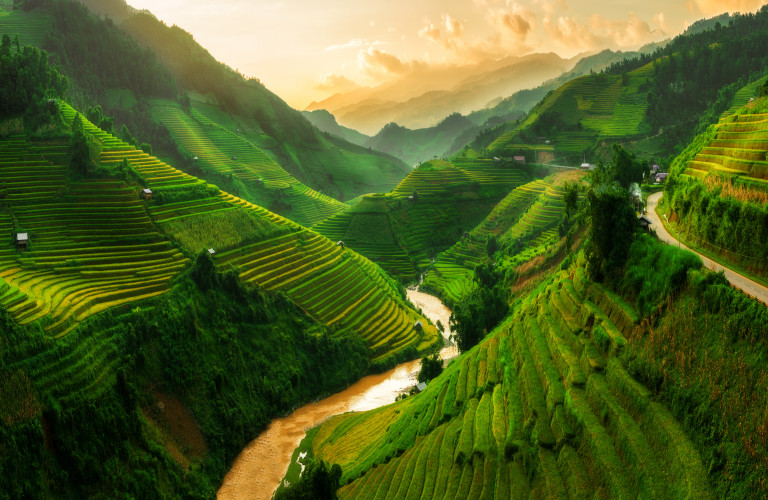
[0,0,410,219]
[0,101,438,361]
[117,8,410,201]
[151,101,347,226]
[309,257,711,498]
[365,114,480,167]
[661,91,768,278]
[486,62,654,164]
[313,158,531,282]
[308,230,768,497]
[422,173,580,305]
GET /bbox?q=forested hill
[5,0,409,205]
[472,6,768,167]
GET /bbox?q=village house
[139,188,152,200]
[513,156,525,163]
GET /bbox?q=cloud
[314,73,360,92]
[357,47,425,78]
[488,3,535,41]
[419,5,534,62]
[418,14,465,53]
[325,39,386,51]
[544,12,666,52]
[691,0,767,15]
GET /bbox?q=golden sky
[126,0,768,108]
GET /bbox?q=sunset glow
[123,0,767,107]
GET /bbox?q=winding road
[646,191,768,306]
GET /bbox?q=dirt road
[646,191,767,306]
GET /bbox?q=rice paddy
[309,258,712,499]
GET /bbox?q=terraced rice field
[0,8,53,47]
[0,104,437,363]
[685,110,768,189]
[311,261,712,499]
[213,229,438,358]
[0,131,189,338]
[312,202,415,279]
[314,160,528,280]
[152,102,346,226]
[423,179,568,304]
[489,62,654,156]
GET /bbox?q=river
[217,290,455,500]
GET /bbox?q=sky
[125,0,768,108]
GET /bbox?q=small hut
[416,382,427,393]
[637,215,653,232]
[655,173,668,184]
[15,232,28,250]
[337,241,345,249]
[139,188,153,200]
[208,248,216,256]
[513,155,526,164]
[414,320,423,331]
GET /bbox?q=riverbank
[217,290,455,499]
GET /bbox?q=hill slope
[313,158,532,282]
[422,172,581,305]
[310,257,715,498]
[0,102,439,360]
[0,0,410,212]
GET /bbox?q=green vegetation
[0,261,369,498]
[313,158,531,282]
[152,101,347,226]
[275,459,342,500]
[422,174,576,305]
[663,95,768,278]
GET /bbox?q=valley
[0,1,768,499]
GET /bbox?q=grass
[307,248,716,499]
[152,100,347,227]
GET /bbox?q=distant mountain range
[306,52,576,134]
[304,48,665,165]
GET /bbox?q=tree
[486,235,499,256]
[274,459,342,500]
[69,114,91,177]
[450,263,508,353]
[562,181,580,218]
[418,354,443,383]
[585,183,637,282]
[611,144,644,189]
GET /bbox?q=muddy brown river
[217,290,455,500]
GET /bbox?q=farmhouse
[139,188,152,200]
[15,232,28,250]
[655,172,668,183]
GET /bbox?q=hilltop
[0,0,410,223]
[470,8,768,167]
[313,158,535,282]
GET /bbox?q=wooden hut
[15,232,28,250]
[140,188,153,200]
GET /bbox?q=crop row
[312,259,710,498]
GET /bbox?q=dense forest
[0,255,370,498]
